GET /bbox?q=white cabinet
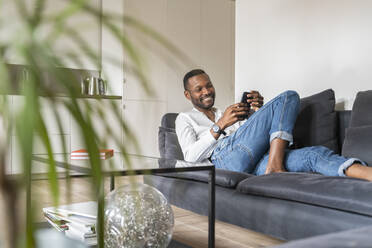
[44,0,101,70]
[101,0,125,96]
[8,95,122,174]
[11,96,71,135]
[0,96,13,174]
[122,100,166,157]
[122,0,168,102]
[70,98,123,152]
[12,134,70,174]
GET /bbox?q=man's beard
[191,93,215,110]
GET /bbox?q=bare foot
[346,163,372,181]
[265,163,287,174]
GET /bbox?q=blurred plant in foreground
[0,0,191,247]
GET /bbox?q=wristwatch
[212,124,226,135]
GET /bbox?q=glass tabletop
[30,153,216,248]
[31,153,214,179]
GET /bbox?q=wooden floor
[0,176,284,248]
[172,206,283,248]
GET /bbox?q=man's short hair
[183,69,206,90]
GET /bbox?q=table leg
[208,167,215,248]
[110,175,115,191]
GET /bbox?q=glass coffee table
[31,153,216,248]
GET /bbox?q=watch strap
[212,124,226,135]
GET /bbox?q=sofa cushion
[158,113,184,160]
[293,89,338,152]
[237,173,372,216]
[342,125,372,165]
[337,110,351,152]
[161,113,178,129]
[341,90,372,165]
[158,166,252,188]
[272,225,372,248]
[349,90,372,127]
[158,126,184,160]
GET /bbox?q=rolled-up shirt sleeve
[175,114,218,162]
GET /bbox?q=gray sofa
[144,89,372,242]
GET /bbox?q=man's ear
[184,90,191,101]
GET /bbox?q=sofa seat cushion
[158,168,253,188]
[237,172,372,216]
[272,225,372,248]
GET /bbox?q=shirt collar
[192,107,222,122]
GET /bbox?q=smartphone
[240,91,251,119]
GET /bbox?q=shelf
[75,95,122,99]
[1,92,122,100]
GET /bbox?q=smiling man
[175,69,372,181]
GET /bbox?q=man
[176,69,372,181]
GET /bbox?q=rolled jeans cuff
[338,158,367,176]
[270,131,293,146]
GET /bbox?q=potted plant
[0,0,189,247]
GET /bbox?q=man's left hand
[247,91,264,111]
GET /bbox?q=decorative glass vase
[104,183,174,248]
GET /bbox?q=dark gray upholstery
[156,158,252,188]
[342,125,372,165]
[158,113,183,160]
[145,175,372,241]
[349,90,372,127]
[237,172,372,216]
[161,113,178,129]
[158,169,252,188]
[273,225,372,248]
[293,89,338,152]
[158,126,184,160]
[337,110,351,152]
[342,90,372,165]
[150,89,372,242]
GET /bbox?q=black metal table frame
[31,156,216,248]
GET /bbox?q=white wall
[236,0,372,110]
[122,0,235,157]
[0,0,235,160]
[0,0,100,69]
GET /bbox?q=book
[43,201,97,219]
[65,226,96,238]
[66,220,95,234]
[71,149,114,157]
[70,149,114,160]
[43,201,98,246]
[65,227,97,245]
[43,212,68,232]
[70,155,112,160]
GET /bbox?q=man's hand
[216,103,250,130]
[246,91,264,111]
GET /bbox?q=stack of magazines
[43,201,97,245]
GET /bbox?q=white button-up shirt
[175,107,245,162]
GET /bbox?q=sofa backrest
[337,110,351,152]
[158,113,183,160]
[158,110,351,160]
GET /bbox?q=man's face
[184,73,216,110]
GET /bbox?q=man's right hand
[216,103,250,130]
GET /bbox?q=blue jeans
[211,90,363,176]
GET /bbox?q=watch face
[212,124,220,133]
